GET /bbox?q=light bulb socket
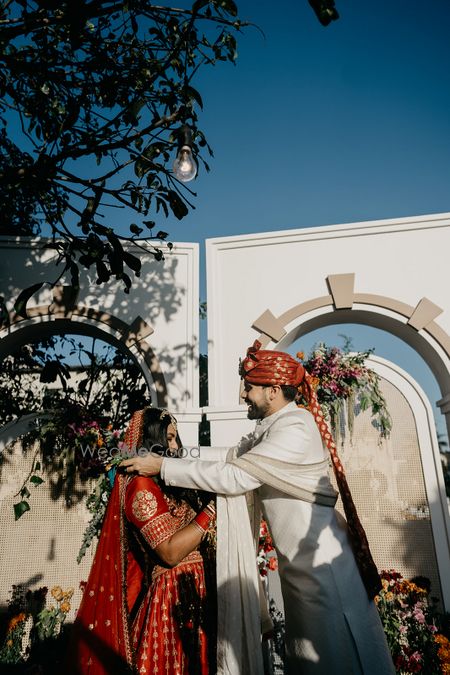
[176,124,194,151]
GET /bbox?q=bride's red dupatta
[69,473,142,674]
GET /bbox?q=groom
[121,341,394,674]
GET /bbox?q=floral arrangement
[298,340,392,440]
[375,570,450,674]
[0,584,73,667]
[14,407,125,521]
[0,611,28,664]
[436,634,450,674]
[35,586,74,641]
[257,518,278,577]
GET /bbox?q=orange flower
[268,557,278,571]
[435,634,450,668]
[7,612,26,632]
[97,437,104,447]
[60,601,71,613]
[399,580,427,595]
[435,634,450,646]
[51,586,64,601]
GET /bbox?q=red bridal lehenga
[69,472,214,675]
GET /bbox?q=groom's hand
[120,455,163,477]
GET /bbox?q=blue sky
[167,0,450,240]
[165,0,449,437]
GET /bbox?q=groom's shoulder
[266,405,313,433]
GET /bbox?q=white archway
[262,301,450,443]
[205,212,450,609]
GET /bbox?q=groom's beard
[247,400,270,420]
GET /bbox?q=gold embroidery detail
[141,512,178,548]
[132,490,158,521]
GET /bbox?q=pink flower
[413,607,426,624]
[407,651,422,672]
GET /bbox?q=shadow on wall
[0,240,186,330]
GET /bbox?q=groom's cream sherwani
[161,402,394,675]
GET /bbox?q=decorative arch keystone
[408,298,443,331]
[251,309,286,342]
[326,273,355,309]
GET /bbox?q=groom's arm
[161,456,262,495]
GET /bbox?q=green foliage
[308,0,339,26]
[77,474,111,563]
[0,612,28,664]
[0,334,150,514]
[0,1,245,310]
[0,334,148,428]
[13,499,30,521]
[77,464,124,562]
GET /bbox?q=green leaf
[14,283,44,319]
[184,85,203,109]
[40,360,60,383]
[122,251,141,274]
[95,260,110,283]
[14,500,30,520]
[30,475,44,485]
[167,191,189,220]
[121,272,132,293]
[129,98,145,121]
[192,0,209,11]
[221,0,238,16]
[130,223,143,236]
[155,196,168,217]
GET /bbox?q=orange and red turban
[239,340,305,387]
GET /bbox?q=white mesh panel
[0,440,97,623]
[334,377,442,604]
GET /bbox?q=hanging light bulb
[172,125,197,182]
[173,145,197,182]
